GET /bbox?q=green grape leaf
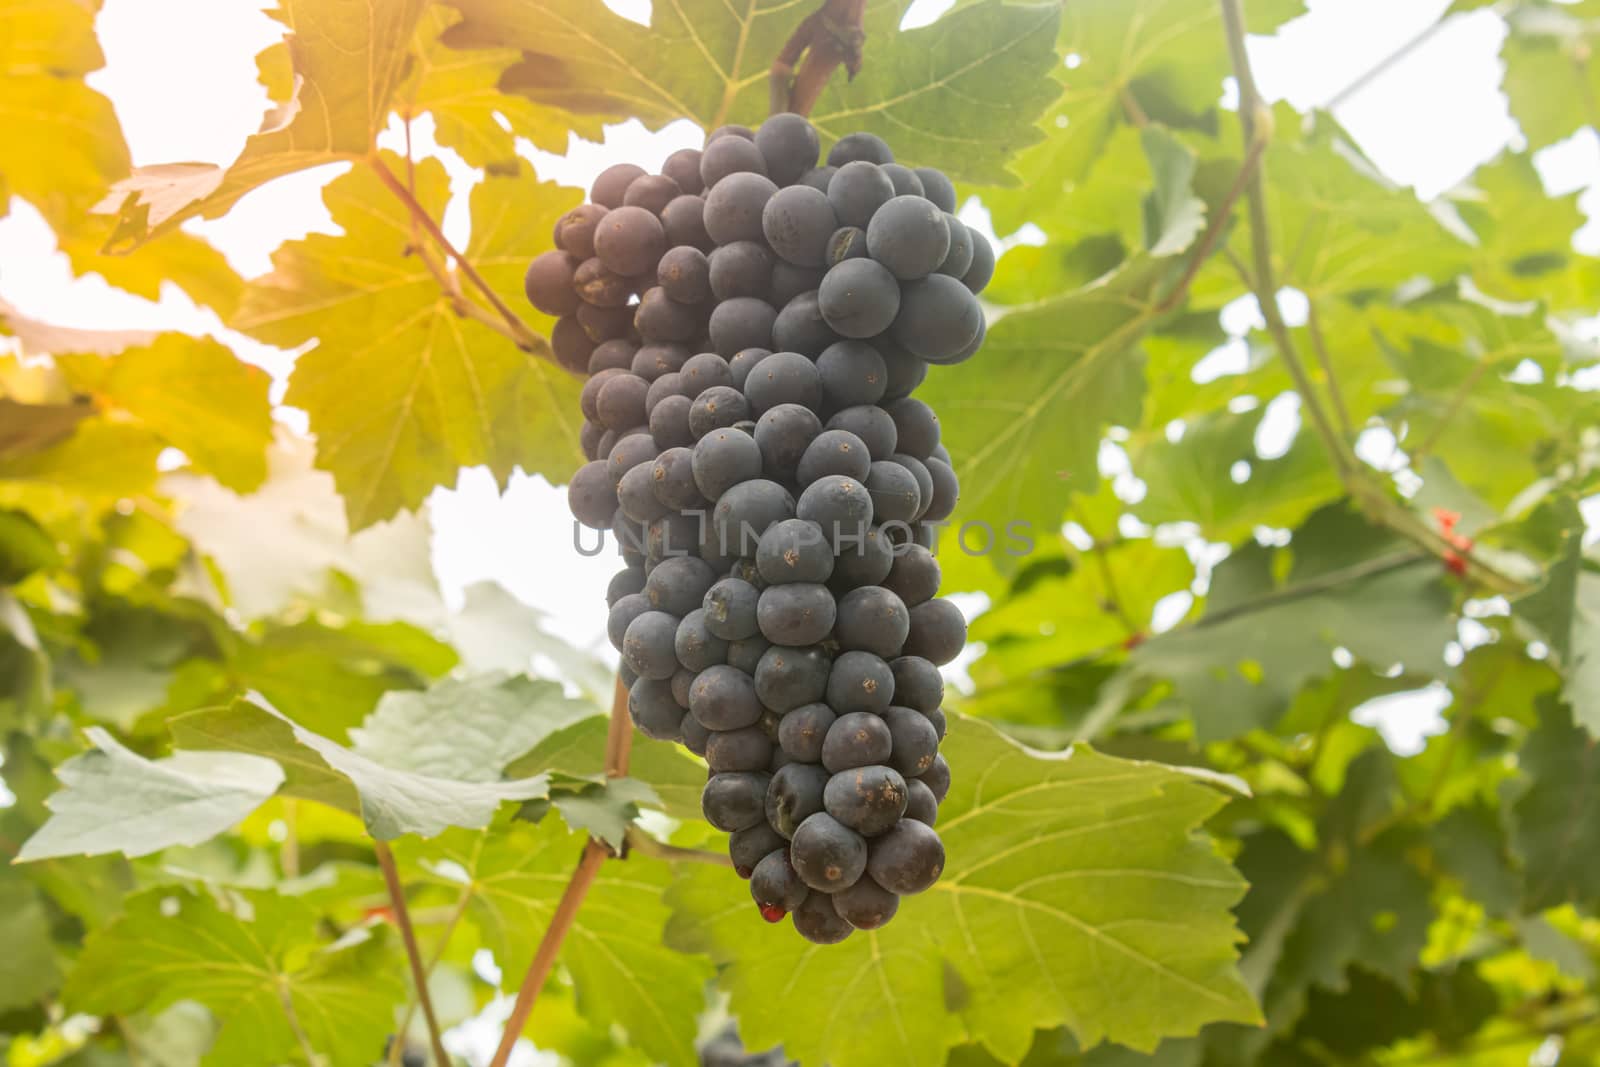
[0,418,165,506]
[401,819,713,1066]
[541,777,660,850]
[16,727,284,862]
[170,697,552,840]
[1499,4,1600,152]
[667,716,1258,1066]
[0,872,62,1012]
[920,256,1170,544]
[348,673,595,781]
[1510,697,1600,910]
[0,398,96,460]
[64,886,402,1067]
[95,0,428,245]
[511,714,709,823]
[444,0,1061,184]
[1133,406,1343,545]
[235,155,583,530]
[1127,506,1455,742]
[1516,527,1600,734]
[56,335,273,493]
[1141,127,1207,257]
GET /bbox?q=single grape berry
[824,764,909,836]
[701,771,772,832]
[750,849,809,916]
[833,875,900,930]
[866,819,944,894]
[523,251,580,316]
[818,257,901,339]
[766,761,829,839]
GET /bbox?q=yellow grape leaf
[233,153,583,529]
[96,0,428,246]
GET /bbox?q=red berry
[759,903,786,923]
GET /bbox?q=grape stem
[375,841,453,1067]
[365,153,560,370]
[770,0,867,116]
[486,676,630,1067]
[1217,0,1525,596]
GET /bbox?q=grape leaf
[0,418,165,506]
[95,0,428,245]
[0,872,62,1012]
[0,298,159,357]
[1510,697,1600,910]
[920,256,1169,543]
[667,716,1258,1066]
[444,0,1061,184]
[348,673,595,781]
[170,697,552,840]
[1499,3,1600,153]
[1515,527,1600,735]
[234,155,583,529]
[1141,127,1207,256]
[64,886,402,1067]
[0,398,95,460]
[16,727,284,862]
[56,335,273,493]
[400,819,713,1066]
[511,714,709,823]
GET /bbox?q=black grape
[606,565,646,607]
[730,823,786,878]
[577,300,636,343]
[661,148,705,195]
[649,447,705,511]
[792,890,853,943]
[595,373,648,431]
[833,875,900,930]
[728,347,772,390]
[670,668,695,707]
[757,583,836,645]
[554,202,607,258]
[827,132,894,167]
[646,511,701,565]
[756,518,834,584]
[766,762,829,839]
[923,456,959,521]
[825,650,895,715]
[904,778,938,825]
[622,610,680,680]
[865,819,944,894]
[883,543,940,607]
[623,172,681,214]
[629,676,685,741]
[827,161,895,229]
[703,576,761,640]
[821,711,893,773]
[904,598,967,665]
[889,656,944,714]
[588,338,639,374]
[661,194,712,250]
[914,167,957,213]
[825,404,897,460]
[688,385,750,438]
[591,163,646,208]
[762,185,836,267]
[634,286,700,342]
[826,225,867,265]
[892,274,983,363]
[834,586,910,658]
[796,428,872,485]
[708,297,778,357]
[701,771,771,832]
[594,205,667,276]
[700,135,767,188]
[712,478,796,557]
[617,460,670,523]
[937,213,974,278]
[883,706,939,777]
[692,427,763,500]
[644,371,688,414]
[580,420,605,461]
[680,714,710,757]
[771,290,838,357]
[778,702,836,763]
[658,245,711,304]
[879,340,928,402]
[818,257,900,339]
[606,429,660,485]
[755,112,821,186]
[823,764,908,836]
[770,261,827,308]
[523,251,580,316]
[680,351,733,395]
[707,725,774,773]
[795,474,872,533]
[753,643,830,712]
[880,163,924,198]
[964,229,996,293]
[551,315,596,373]
[568,460,619,529]
[674,608,729,671]
[790,812,868,891]
[690,664,764,730]
[633,342,689,381]
[814,341,887,414]
[828,525,895,591]
[709,241,775,301]
[921,753,951,802]
[727,635,771,674]
[648,393,694,449]
[894,453,934,520]
[865,460,922,524]
[744,351,823,415]
[705,171,779,246]
[866,194,951,280]
[797,165,837,192]
[753,403,823,482]
[750,850,809,914]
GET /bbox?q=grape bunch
[527,113,988,944]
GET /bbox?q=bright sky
[2,0,1594,733]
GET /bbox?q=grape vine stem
[771,0,867,116]
[486,676,630,1067]
[375,841,453,1067]
[366,153,558,369]
[1217,0,1525,597]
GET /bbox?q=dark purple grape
[790,812,867,891]
[792,889,853,943]
[591,163,646,208]
[824,764,908,836]
[766,762,829,839]
[757,583,836,645]
[762,184,836,267]
[750,849,809,914]
[904,598,965,666]
[825,650,894,714]
[624,173,681,215]
[554,202,607,258]
[778,702,836,763]
[704,576,761,640]
[524,251,580,316]
[753,643,831,712]
[866,819,944,894]
[834,586,910,658]
[629,676,685,740]
[705,171,779,246]
[833,875,900,929]
[701,771,771,832]
[594,205,667,276]
[690,664,764,731]
[755,112,822,187]
[568,460,619,529]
